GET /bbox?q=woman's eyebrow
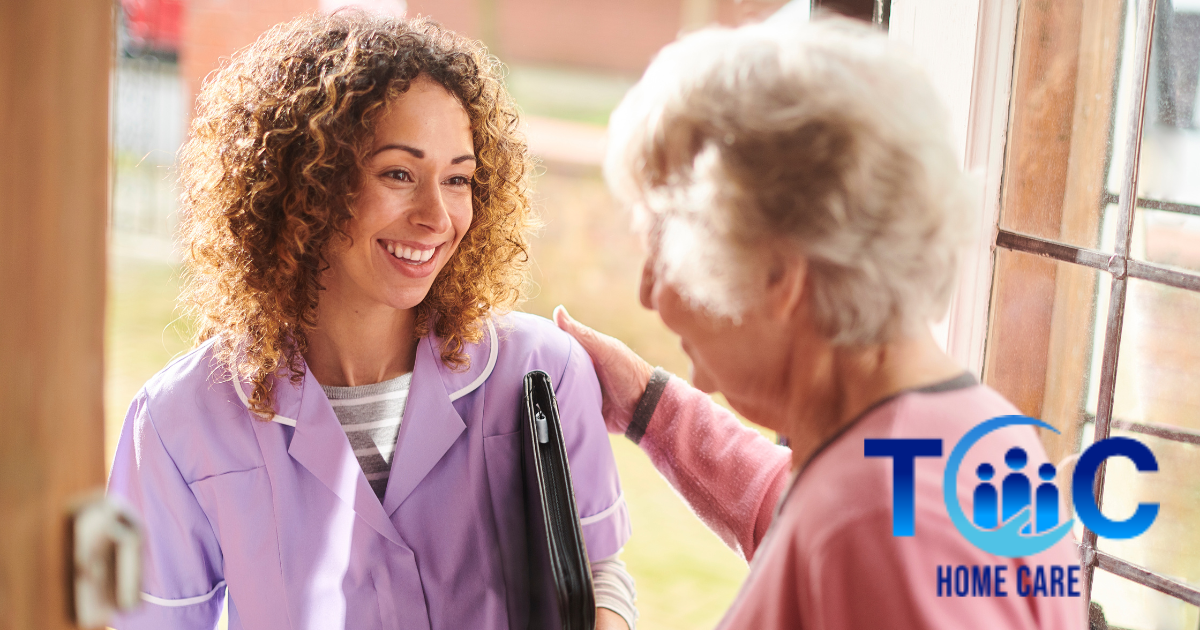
[370,144,476,165]
[371,143,423,158]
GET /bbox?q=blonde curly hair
[178,11,534,417]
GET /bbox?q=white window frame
[889,0,1019,377]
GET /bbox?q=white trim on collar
[231,317,497,422]
[232,378,298,427]
[449,318,499,402]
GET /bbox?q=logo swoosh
[942,415,1074,558]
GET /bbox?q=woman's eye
[384,169,412,182]
[446,175,471,186]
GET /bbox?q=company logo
[865,415,1159,556]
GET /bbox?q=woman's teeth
[385,242,435,264]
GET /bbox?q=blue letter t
[865,439,943,536]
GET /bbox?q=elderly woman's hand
[554,305,654,435]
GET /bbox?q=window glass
[1131,2,1200,273]
[1090,563,1200,630]
[983,248,1108,464]
[1093,430,1200,604]
[1107,278,1200,435]
[997,0,1125,252]
[1137,208,1200,273]
[994,0,1200,621]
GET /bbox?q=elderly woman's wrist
[625,367,671,444]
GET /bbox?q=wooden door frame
[0,2,113,628]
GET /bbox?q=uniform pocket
[189,466,286,630]
[483,430,529,630]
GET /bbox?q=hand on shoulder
[553,306,654,435]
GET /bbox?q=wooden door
[0,1,112,628]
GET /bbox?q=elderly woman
[555,17,1084,630]
[107,13,635,630]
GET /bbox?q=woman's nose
[410,179,453,234]
[639,258,656,310]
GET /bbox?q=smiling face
[322,75,476,313]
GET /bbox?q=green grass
[104,251,191,469]
[105,168,747,629]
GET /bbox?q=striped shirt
[320,372,638,626]
[321,373,411,500]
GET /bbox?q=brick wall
[714,0,793,27]
[496,0,682,75]
[402,0,478,43]
[181,0,792,107]
[181,0,318,106]
[405,0,790,75]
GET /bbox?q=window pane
[983,249,1109,463]
[1092,430,1200,628]
[1137,208,1200,273]
[1131,3,1200,272]
[1109,278,1200,435]
[1090,562,1200,630]
[1087,278,1200,620]
[998,0,1125,251]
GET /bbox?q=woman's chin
[688,364,719,394]
[376,286,432,312]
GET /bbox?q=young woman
[108,12,634,630]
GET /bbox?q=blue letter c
[1073,437,1159,539]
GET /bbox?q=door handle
[69,493,142,628]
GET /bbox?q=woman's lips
[378,239,441,278]
[384,240,437,263]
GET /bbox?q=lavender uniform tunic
[107,312,631,630]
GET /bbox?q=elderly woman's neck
[781,329,965,471]
[304,298,419,388]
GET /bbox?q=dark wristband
[626,367,671,445]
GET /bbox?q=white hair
[606,16,976,344]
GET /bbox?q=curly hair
[178,11,534,417]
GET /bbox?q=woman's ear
[764,249,807,323]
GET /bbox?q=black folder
[521,370,596,630]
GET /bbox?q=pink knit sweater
[636,375,1085,630]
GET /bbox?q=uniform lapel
[234,320,497,537]
[278,369,406,546]
[380,319,497,516]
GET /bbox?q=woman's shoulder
[453,311,595,396]
[127,338,265,480]
[494,311,597,381]
[137,337,228,405]
[428,311,592,404]
[788,382,1049,541]
[494,311,575,358]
